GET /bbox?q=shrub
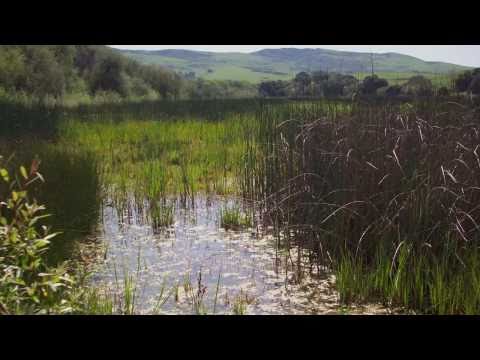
[360,75,388,95]
[402,75,433,96]
[437,86,450,97]
[0,157,76,314]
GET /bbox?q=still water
[91,195,386,315]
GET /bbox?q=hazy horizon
[110,45,480,68]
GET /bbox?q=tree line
[1,46,478,103]
[258,69,480,99]
[0,46,260,104]
[0,45,185,103]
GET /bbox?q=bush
[361,75,388,95]
[0,157,76,314]
[454,69,480,93]
[437,86,450,97]
[469,75,480,95]
[402,75,433,96]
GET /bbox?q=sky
[110,45,480,67]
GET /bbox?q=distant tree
[385,85,402,97]
[437,86,450,97]
[361,75,388,95]
[74,45,100,76]
[0,45,184,101]
[294,72,312,97]
[312,71,329,84]
[402,75,433,96]
[22,46,66,98]
[470,75,480,95]
[323,79,344,98]
[258,80,288,97]
[455,70,475,93]
[0,47,27,91]
[91,56,127,96]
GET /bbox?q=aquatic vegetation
[220,205,253,231]
[251,98,480,314]
[150,201,175,232]
[232,290,255,315]
[182,270,208,315]
[5,96,480,315]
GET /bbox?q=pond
[89,195,389,315]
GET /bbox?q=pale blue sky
[110,45,480,67]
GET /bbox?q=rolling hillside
[115,47,471,83]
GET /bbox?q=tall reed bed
[250,98,480,314]
[55,114,263,238]
[0,99,61,137]
[60,116,255,198]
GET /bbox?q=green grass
[220,205,253,231]
[120,48,469,84]
[150,202,174,231]
[200,65,293,82]
[59,116,255,201]
[355,72,456,87]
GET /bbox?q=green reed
[249,97,480,314]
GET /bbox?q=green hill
[116,48,471,83]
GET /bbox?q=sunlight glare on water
[92,195,348,315]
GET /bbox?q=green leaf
[35,239,51,249]
[20,166,28,180]
[28,214,51,227]
[0,168,9,182]
[43,233,60,241]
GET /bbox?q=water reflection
[92,195,386,315]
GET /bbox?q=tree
[470,75,480,95]
[455,70,475,93]
[385,85,402,97]
[312,71,329,84]
[91,56,127,97]
[437,86,450,97]
[361,75,388,95]
[402,75,433,97]
[323,79,344,98]
[0,47,27,92]
[294,72,312,97]
[22,46,66,98]
[258,80,288,97]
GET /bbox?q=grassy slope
[118,48,470,84]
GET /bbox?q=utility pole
[370,53,375,76]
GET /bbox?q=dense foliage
[258,71,360,98]
[0,158,76,314]
[184,79,257,99]
[251,99,480,314]
[258,71,473,99]
[454,68,480,94]
[0,46,268,103]
[0,45,183,103]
